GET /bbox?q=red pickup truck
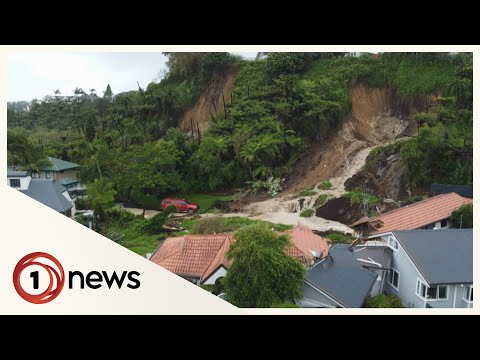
[161,198,199,213]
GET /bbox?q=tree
[223,224,306,307]
[450,203,473,229]
[266,52,306,79]
[86,178,117,222]
[115,140,185,214]
[103,84,113,100]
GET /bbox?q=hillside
[7,52,473,225]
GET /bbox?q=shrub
[300,209,314,217]
[247,177,285,197]
[314,194,331,207]
[75,198,90,210]
[450,203,473,229]
[319,180,332,190]
[105,206,136,224]
[299,187,317,197]
[344,191,379,206]
[364,293,403,308]
[143,206,176,235]
[325,232,355,244]
[192,217,226,234]
[264,177,284,197]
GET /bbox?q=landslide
[285,83,433,195]
[178,69,238,137]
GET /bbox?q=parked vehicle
[161,198,199,213]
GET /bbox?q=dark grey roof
[19,179,73,213]
[306,245,377,308]
[353,245,392,270]
[430,183,473,198]
[7,170,29,177]
[392,229,472,285]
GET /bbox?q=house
[34,157,86,199]
[298,244,392,308]
[36,156,80,181]
[150,224,330,286]
[430,183,473,199]
[149,233,233,285]
[350,193,473,235]
[7,169,74,217]
[364,229,473,308]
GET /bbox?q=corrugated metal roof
[41,157,80,171]
[306,244,377,308]
[353,245,392,269]
[350,193,472,233]
[392,229,472,285]
[19,179,72,212]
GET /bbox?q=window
[440,219,448,228]
[9,179,20,188]
[388,237,399,251]
[388,268,400,289]
[163,200,171,205]
[46,171,51,179]
[464,286,473,303]
[417,280,448,300]
[417,280,427,298]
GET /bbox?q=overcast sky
[7,52,258,102]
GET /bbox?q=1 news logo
[13,252,141,304]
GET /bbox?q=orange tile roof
[150,234,233,282]
[150,224,330,280]
[350,193,472,234]
[283,224,330,265]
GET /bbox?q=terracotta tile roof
[350,193,472,234]
[150,224,330,280]
[150,234,233,282]
[282,224,330,265]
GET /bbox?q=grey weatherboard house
[368,229,473,308]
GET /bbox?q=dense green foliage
[299,209,314,217]
[450,203,473,229]
[223,224,306,307]
[86,178,117,221]
[364,293,403,308]
[7,52,472,207]
[191,216,293,234]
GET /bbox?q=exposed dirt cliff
[178,69,238,137]
[285,83,434,194]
